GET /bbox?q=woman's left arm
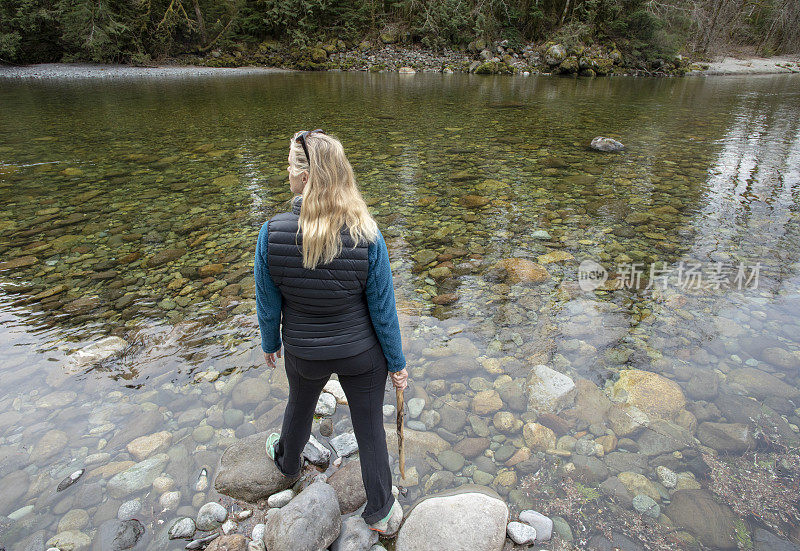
[254,222,283,367]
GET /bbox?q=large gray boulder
[264,480,342,551]
[214,431,297,502]
[395,486,508,551]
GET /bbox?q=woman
[254,129,408,536]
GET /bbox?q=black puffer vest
[267,195,379,360]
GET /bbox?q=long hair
[289,131,379,270]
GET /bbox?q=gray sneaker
[368,497,403,537]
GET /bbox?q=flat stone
[107,454,169,498]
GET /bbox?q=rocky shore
[3,42,799,80]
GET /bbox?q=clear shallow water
[0,71,799,550]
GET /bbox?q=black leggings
[273,342,394,525]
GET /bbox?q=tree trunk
[193,0,208,45]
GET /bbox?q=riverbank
[2,54,799,82]
[687,54,800,76]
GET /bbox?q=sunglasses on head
[295,128,325,164]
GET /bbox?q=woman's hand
[264,347,282,368]
[390,368,408,390]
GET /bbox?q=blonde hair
[289,130,379,270]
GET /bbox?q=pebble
[519,510,553,541]
[221,518,238,534]
[196,502,227,530]
[407,420,427,431]
[383,405,395,417]
[267,488,295,508]
[407,398,425,418]
[252,523,266,542]
[656,465,677,488]
[195,468,209,492]
[507,521,537,545]
[315,392,337,416]
[118,498,142,520]
[160,491,181,511]
[169,517,196,540]
[330,431,359,457]
[632,494,661,518]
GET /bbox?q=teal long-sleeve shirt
[254,222,406,373]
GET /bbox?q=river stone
[636,419,693,456]
[436,450,465,472]
[697,422,754,453]
[407,398,425,419]
[197,502,228,531]
[330,514,379,551]
[590,137,625,152]
[632,494,660,518]
[316,392,337,416]
[761,347,800,370]
[31,429,69,463]
[126,431,172,461]
[330,431,359,457]
[506,521,536,545]
[47,530,92,550]
[0,470,29,515]
[67,336,129,369]
[303,434,332,466]
[492,258,549,284]
[117,499,141,521]
[618,472,660,502]
[522,422,556,451]
[206,534,247,551]
[214,431,298,502]
[264,488,292,509]
[665,489,738,549]
[107,454,169,498]
[93,518,145,551]
[612,370,686,419]
[518,510,552,542]
[385,424,449,458]
[471,390,503,414]
[438,402,467,433]
[453,437,490,458]
[169,517,196,539]
[753,528,800,551]
[395,486,508,551]
[263,480,341,551]
[526,364,576,414]
[728,367,800,399]
[327,459,367,514]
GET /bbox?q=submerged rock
[612,369,686,419]
[526,364,576,415]
[665,489,738,549]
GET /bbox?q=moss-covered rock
[474,61,513,74]
[592,57,614,75]
[310,47,328,63]
[380,31,398,44]
[579,68,596,77]
[358,40,372,52]
[558,55,579,74]
[545,43,566,66]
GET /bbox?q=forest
[1,0,798,66]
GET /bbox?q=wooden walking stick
[396,387,405,480]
